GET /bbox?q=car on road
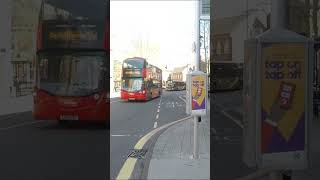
[166,80,186,91]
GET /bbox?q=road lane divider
[116,115,192,180]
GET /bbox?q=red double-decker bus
[121,57,162,101]
[33,0,109,125]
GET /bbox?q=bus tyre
[104,122,110,129]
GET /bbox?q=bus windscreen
[123,59,145,69]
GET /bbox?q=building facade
[10,0,76,97]
[113,60,122,92]
[11,0,42,97]
[170,64,193,82]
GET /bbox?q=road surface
[110,90,188,180]
[0,112,108,180]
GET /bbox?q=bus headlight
[94,94,100,100]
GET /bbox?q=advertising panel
[191,72,207,115]
[260,43,308,169]
[186,73,192,114]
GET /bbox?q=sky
[110,1,196,71]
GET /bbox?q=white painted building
[0,0,13,99]
[0,0,34,115]
[212,0,269,63]
[0,0,74,114]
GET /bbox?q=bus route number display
[42,21,104,49]
[48,30,98,41]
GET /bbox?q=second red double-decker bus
[121,57,162,101]
[33,0,109,125]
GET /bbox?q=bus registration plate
[60,115,78,120]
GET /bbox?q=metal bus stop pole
[193,0,201,160]
[268,0,288,179]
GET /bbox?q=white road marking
[157,109,160,113]
[178,96,186,103]
[215,103,225,109]
[153,122,158,128]
[213,103,244,128]
[221,110,244,129]
[156,114,159,119]
[172,102,175,108]
[159,95,162,104]
[110,99,122,104]
[111,134,131,137]
[211,127,217,134]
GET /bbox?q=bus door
[152,81,160,97]
[145,79,152,99]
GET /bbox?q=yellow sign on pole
[261,43,306,154]
[190,71,207,116]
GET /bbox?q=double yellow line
[116,116,192,180]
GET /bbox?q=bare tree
[129,37,160,60]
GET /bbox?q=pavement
[291,116,320,180]
[147,115,210,180]
[211,90,256,180]
[111,91,120,98]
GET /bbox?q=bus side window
[149,80,153,88]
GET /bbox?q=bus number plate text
[60,115,79,121]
